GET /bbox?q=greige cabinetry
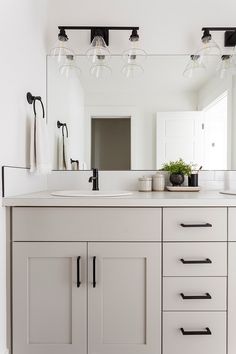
[10,206,229,354]
[163,207,227,354]
[12,208,161,354]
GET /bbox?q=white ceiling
[45,0,236,54]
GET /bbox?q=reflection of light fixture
[86,35,110,63]
[122,63,144,79]
[59,55,80,79]
[183,55,206,78]
[123,29,146,65]
[217,55,234,79]
[50,29,74,64]
[90,57,112,79]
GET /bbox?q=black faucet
[89,168,99,191]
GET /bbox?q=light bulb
[196,29,221,65]
[50,29,74,64]
[123,30,146,65]
[86,36,110,63]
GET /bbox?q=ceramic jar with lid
[152,172,165,191]
[138,176,152,192]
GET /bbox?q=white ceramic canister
[138,176,152,192]
[152,172,165,191]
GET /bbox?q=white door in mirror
[51,190,133,197]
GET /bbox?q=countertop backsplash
[2,166,236,198]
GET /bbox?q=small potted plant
[162,158,192,186]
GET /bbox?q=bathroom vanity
[4,191,236,354]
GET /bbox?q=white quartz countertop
[3,190,236,207]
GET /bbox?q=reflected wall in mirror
[47,55,236,170]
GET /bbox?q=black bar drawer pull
[180,292,212,300]
[77,256,81,288]
[180,222,212,228]
[180,258,212,264]
[180,327,212,336]
[93,256,96,288]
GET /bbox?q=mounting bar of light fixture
[201,27,236,47]
[57,26,139,46]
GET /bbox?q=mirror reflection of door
[203,93,228,170]
[156,112,205,169]
[91,117,131,170]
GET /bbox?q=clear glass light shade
[50,41,74,64]
[217,55,235,79]
[86,36,110,63]
[59,55,81,79]
[123,40,147,65]
[196,37,221,60]
[122,63,144,79]
[183,55,206,78]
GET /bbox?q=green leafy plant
[162,158,193,176]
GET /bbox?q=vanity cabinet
[11,208,162,354]
[9,205,229,354]
[163,207,227,354]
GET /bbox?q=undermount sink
[51,190,133,197]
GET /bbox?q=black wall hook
[27,92,45,118]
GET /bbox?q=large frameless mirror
[47,54,236,170]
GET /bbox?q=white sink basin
[51,190,133,197]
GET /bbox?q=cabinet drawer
[12,207,161,241]
[163,277,226,311]
[163,243,227,276]
[163,312,226,354]
[163,208,227,241]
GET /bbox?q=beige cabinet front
[13,242,87,354]
[13,241,161,354]
[88,242,161,354]
[163,312,226,354]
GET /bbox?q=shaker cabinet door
[13,242,87,354]
[88,242,161,354]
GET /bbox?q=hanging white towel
[58,132,71,170]
[80,161,88,170]
[30,115,52,174]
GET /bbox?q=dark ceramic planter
[169,173,184,186]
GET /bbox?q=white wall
[197,75,233,168]
[46,0,236,55]
[0,1,48,353]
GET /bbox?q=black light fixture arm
[201,27,236,47]
[57,26,139,46]
[58,26,139,31]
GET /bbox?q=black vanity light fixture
[50,26,146,79]
[196,27,236,56]
[183,27,236,79]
